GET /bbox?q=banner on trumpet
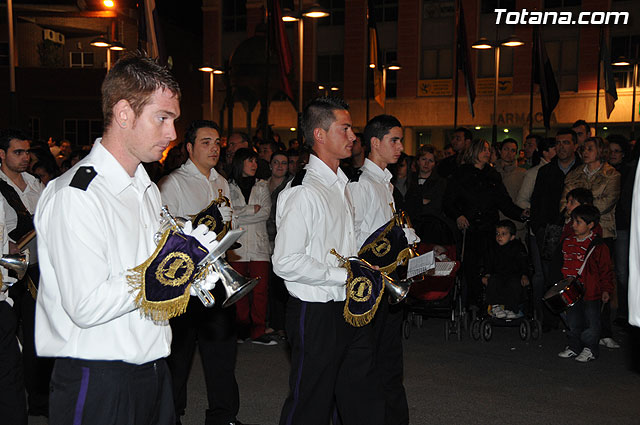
[127,229,209,321]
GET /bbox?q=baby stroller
[402,214,465,341]
[468,272,542,342]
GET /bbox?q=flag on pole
[368,0,385,108]
[600,30,618,118]
[268,0,295,102]
[532,26,560,129]
[456,2,475,117]
[139,0,166,64]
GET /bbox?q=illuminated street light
[199,66,225,121]
[472,36,524,144]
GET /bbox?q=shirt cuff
[327,267,348,286]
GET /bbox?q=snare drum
[543,277,584,314]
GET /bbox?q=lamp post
[199,66,224,121]
[282,3,329,142]
[472,36,524,145]
[613,53,638,139]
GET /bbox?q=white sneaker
[494,309,507,319]
[575,347,596,362]
[558,347,578,358]
[505,310,518,319]
[599,337,620,349]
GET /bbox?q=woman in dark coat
[444,139,525,308]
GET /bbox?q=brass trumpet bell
[383,274,411,304]
[0,249,30,281]
[211,257,260,308]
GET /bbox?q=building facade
[204,0,640,152]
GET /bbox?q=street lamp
[613,55,638,139]
[199,66,224,121]
[282,2,329,142]
[472,36,524,144]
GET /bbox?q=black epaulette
[69,166,98,191]
[291,169,307,187]
[349,168,362,182]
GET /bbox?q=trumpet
[213,189,232,241]
[331,249,411,304]
[0,249,30,291]
[156,207,259,308]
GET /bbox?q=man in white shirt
[35,53,219,425]
[0,128,48,417]
[273,97,383,425]
[0,202,27,424]
[158,120,241,425]
[348,115,418,425]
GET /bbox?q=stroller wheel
[402,319,411,340]
[444,321,450,341]
[481,319,492,341]
[519,320,531,341]
[470,319,481,340]
[456,319,462,341]
[530,319,542,341]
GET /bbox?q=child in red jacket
[557,205,615,362]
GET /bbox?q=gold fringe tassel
[342,261,385,327]
[126,230,192,321]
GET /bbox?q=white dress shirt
[35,139,171,364]
[0,169,44,240]
[628,162,640,326]
[272,155,354,302]
[348,158,395,248]
[227,179,271,262]
[158,159,230,218]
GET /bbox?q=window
[421,48,453,79]
[28,117,40,141]
[70,52,94,68]
[372,0,398,23]
[544,0,581,7]
[384,51,398,98]
[545,39,578,91]
[0,43,8,66]
[317,54,344,89]
[481,0,515,14]
[64,119,103,146]
[611,35,640,89]
[477,47,514,79]
[318,0,344,26]
[222,0,246,32]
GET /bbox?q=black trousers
[372,297,409,425]
[10,266,53,415]
[485,274,524,312]
[0,300,27,425]
[49,357,174,425]
[279,298,384,425]
[167,297,239,425]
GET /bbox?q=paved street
[31,315,639,425]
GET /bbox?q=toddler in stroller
[480,220,530,319]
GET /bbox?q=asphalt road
[30,315,639,425]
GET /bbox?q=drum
[543,277,583,314]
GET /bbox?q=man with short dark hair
[437,126,471,178]
[35,52,220,425]
[348,114,419,425]
[273,97,383,425]
[572,119,591,147]
[530,128,582,330]
[158,120,240,425]
[522,134,542,169]
[0,128,47,416]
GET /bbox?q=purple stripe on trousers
[73,366,90,425]
[286,301,307,425]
